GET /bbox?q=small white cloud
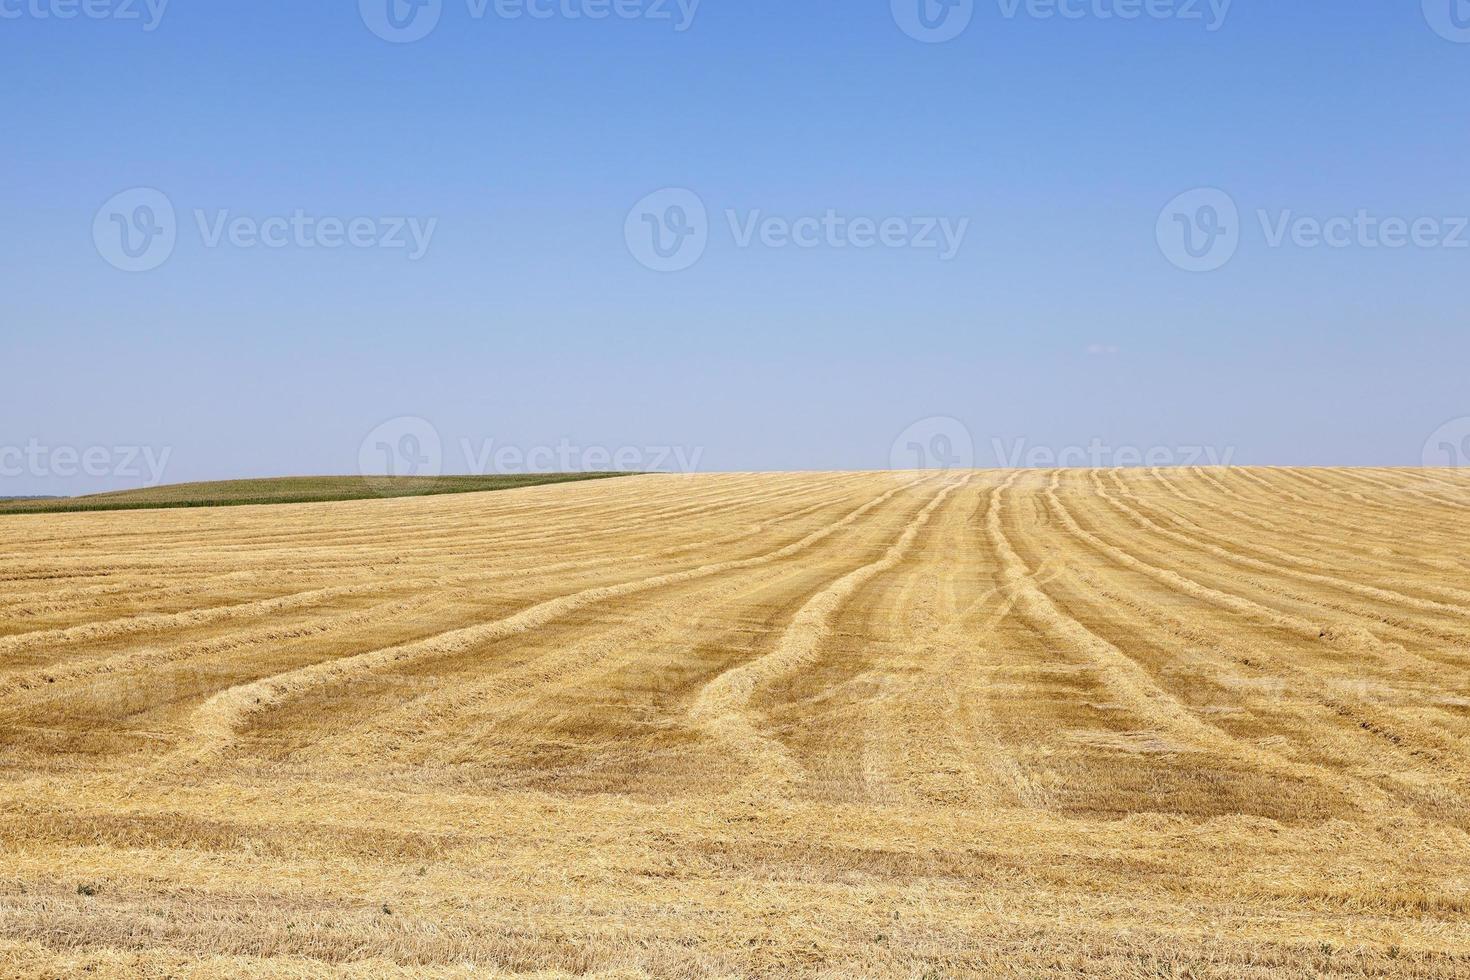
[1087,344,1120,356]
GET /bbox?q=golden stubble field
[2,469,1470,978]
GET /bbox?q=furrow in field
[1179,467,1470,597]
[1413,468,1470,495]
[0,571,279,621]
[10,470,1470,976]
[267,477,942,777]
[181,477,938,758]
[0,585,395,660]
[1104,471,1470,642]
[790,477,1069,811]
[1054,474,1470,778]
[1017,470,1464,799]
[23,484,882,745]
[1187,466,1243,499]
[1051,557,1442,823]
[977,474,1279,765]
[1349,468,1470,510]
[1040,476,1428,799]
[1275,468,1336,493]
[235,472,828,556]
[1313,468,1470,518]
[739,476,986,804]
[1151,469,1470,591]
[0,474,813,574]
[1084,472,1459,665]
[1262,467,1375,505]
[685,476,968,790]
[1011,476,1364,822]
[0,480,861,666]
[1052,532,1470,832]
[1231,467,1310,502]
[0,584,484,717]
[1240,468,1454,531]
[1230,469,1442,538]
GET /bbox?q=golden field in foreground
[2,469,1470,978]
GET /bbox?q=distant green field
[0,473,634,516]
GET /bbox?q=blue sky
[4,0,1469,492]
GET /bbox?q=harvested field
[2,468,1470,977]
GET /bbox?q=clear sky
[5,0,1470,493]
